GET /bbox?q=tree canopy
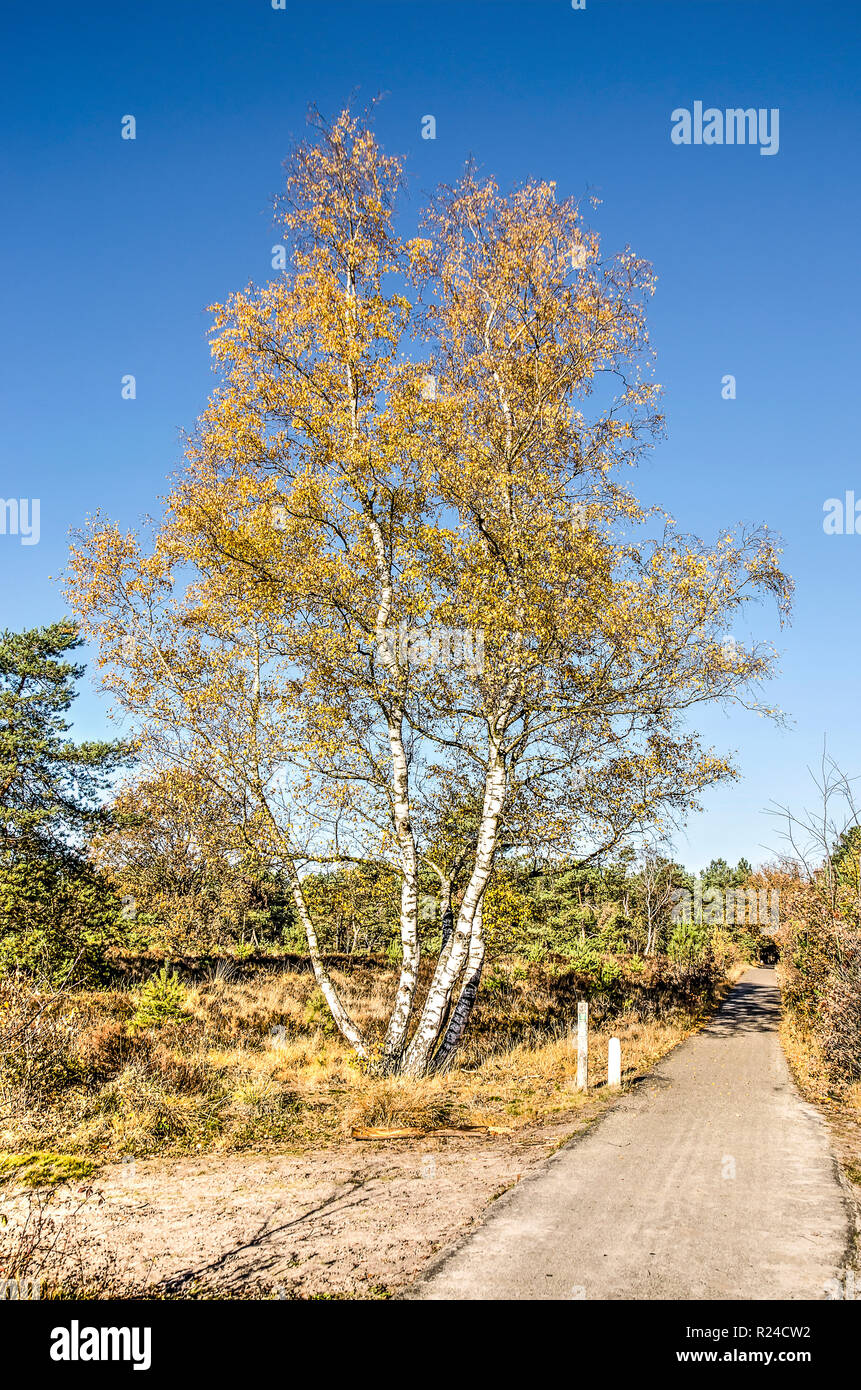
[66,106,791,1074]
[0,619,127,859]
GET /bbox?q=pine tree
[0,619,127,858]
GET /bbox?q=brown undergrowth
[0,950,742,1298]
[0,951,722,1164]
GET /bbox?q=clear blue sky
[1,0,859,873]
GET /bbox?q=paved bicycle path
[411,967,851,1300]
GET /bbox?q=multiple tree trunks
[63,107,791,1079]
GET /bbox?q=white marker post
[576,1000,588,1091]
[608,1037,621,1088]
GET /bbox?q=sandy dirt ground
[28,1112,603,1297]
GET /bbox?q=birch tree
[637,844,682,956]
[66,106,791,1075]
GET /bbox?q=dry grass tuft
[0,954,723,1163]
[345,1078,466,1135]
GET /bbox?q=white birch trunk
[379,711,421,1066]
[286,867,368,1058]
[364,510,421,1068]
[256,782,368,1058]
[401,746,506,1076]
[432,898,486,1070]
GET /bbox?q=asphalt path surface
[411,967,851,1300]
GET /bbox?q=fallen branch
[350,1124,513,1141]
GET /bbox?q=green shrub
[303,988,338,1036]
[132,968,189,1030]
[668,921,710,964]
[595,956,624,991]
[570,904,598,933]
[597,911,635,954]
[481,970,509,998]
[558,937,604,971]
